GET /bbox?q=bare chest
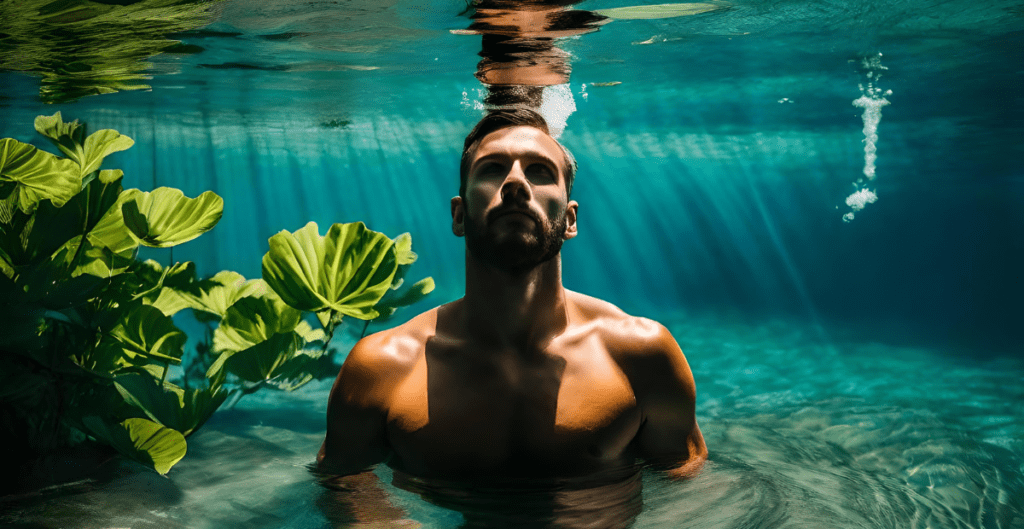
[384,343,641,477]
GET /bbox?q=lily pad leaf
[220,331,302,383]
[179,386,228,437]
[98,169,123,184]
[80,129,134,177]
[24,174,125,269]
[53,184,139,278]
[34,112,85,160]
[110,303,186,365]
[133,261,197,317]
[0,138,81,214]
[177,271,265,322]
[34,113,134,178]
[121,187,224,248]
[261,221,398,319]
[113,374,227,437]
[595,3,726,19]
[212,290,302,355]
[114,373,184,428]
[82,416,186,475]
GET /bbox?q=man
[316,108,706,484]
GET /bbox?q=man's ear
[564,200,578,240]
[451,196,465,237]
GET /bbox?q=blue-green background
[2,0,1022,527]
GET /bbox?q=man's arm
[313,335,420,527]
[317,335,393,476]
[625,321,707,479]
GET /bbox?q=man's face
[454,126,577,274]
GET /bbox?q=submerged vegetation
[0,113,433,485]
[0,0,223,103]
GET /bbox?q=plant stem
[226,380,265,410]
[66,183,95,276]
[160,362,169,386]
[320,311,338,358]
[360,320,371,340]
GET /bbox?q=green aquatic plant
[1,112,219,477]
[0,0,222,104]
[0,113,434,484]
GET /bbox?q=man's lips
[492,209,537,223]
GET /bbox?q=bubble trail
[844,53,892,223]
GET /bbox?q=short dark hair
[459,108,577,198]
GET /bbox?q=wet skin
[317,127,706,481]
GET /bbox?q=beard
[464,207,567,276]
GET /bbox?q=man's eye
[527,164,554,180]
[479,163,504,175]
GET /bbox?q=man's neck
[460,252,569,352]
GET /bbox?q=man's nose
[500,162,531,203]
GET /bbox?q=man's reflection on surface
[457,0,609,111]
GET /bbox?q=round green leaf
[177,271,265,321]
[261,221,399,319]
[98,169,123,184]
[53,186,140,278]
[220,331,302,383]
[113,373,226,437]
[34,113,135,179]
[80,129,134,177]
[114,373,184,428]
[110,304,186,365]
[0,138,81,214]
[121,187,223,248]
[34,112,85,160]
[212,290,302,355]
[179,386,228,437]
[83,416,187,475]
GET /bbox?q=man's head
[459,108,576,199]
[453,109,579,275]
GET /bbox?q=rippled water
[3,316,1021,528]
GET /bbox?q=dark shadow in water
[392,470,644,529]
[313,468,644,529]
[0,454,184,527]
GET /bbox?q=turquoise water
[4,317,1023,527]
[1,0,1022,527]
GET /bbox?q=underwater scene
[1,0,1022,527]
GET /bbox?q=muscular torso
[385,323,642,478]
[377,293,646,479]
[319,290,703,482]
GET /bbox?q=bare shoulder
[336,307,438,407]
[565,289,679,359]
[565,291,705,475]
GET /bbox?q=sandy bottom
[2,316,1022,528]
